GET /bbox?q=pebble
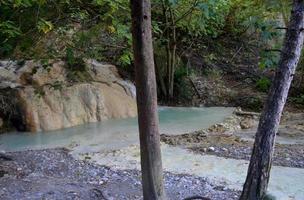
[208,147,215,152]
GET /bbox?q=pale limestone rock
[0,59,137,132]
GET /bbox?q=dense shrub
[256,77,271,93]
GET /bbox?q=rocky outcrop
[0,59,137,132]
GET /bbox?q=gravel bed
[0,148,240,200]
[161,133,304,168]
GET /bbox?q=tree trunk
[155,61,168,97]
[130,0,166,199]
[168,7,177,99]
[240,1,304,200]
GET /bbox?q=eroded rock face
[0,59,137,132]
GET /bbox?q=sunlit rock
[0,59,137,132]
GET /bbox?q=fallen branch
[234,110,261,117]
[188,77,201,98]
[264,49,282,53]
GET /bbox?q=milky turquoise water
[0,106,234,152]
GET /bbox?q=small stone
[240,118,254,129]
[221,148,228,152]
[17,167,22,171]
[101,177,109,182]
[208,147,215,152]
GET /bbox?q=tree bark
[240,1,304,200]
[130,0,166,199]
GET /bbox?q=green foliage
[48,81,64,91]
[0,0,132,64]
[65,48,92,83]
[256,77,271,93]
[259,51,280,69]
[0,21,21,55]
[202,68,222,79]
[0,21,21,39]
[174,65,188,81]
[0,0,290,103]
[34,86,46,98]
[118,50,133,67]
[0,0,285,62]
[175,77,194,102]
[174,65,200,102]
[40,59,52,71]
[291,94,304,106]
[152,0,231,39]
[242,96,264,112]
[37,18,54,33]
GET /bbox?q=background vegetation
[2,0,303,107]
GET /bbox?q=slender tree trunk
[168,8,177,99]
[161,0,171,100]
[155,61,168,97]
[130,0,166,199]
[240,1,304,200]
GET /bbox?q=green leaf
[37,18,54,33]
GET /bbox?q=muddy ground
[161,111,304,169]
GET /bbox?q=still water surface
[0,106,234,151]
